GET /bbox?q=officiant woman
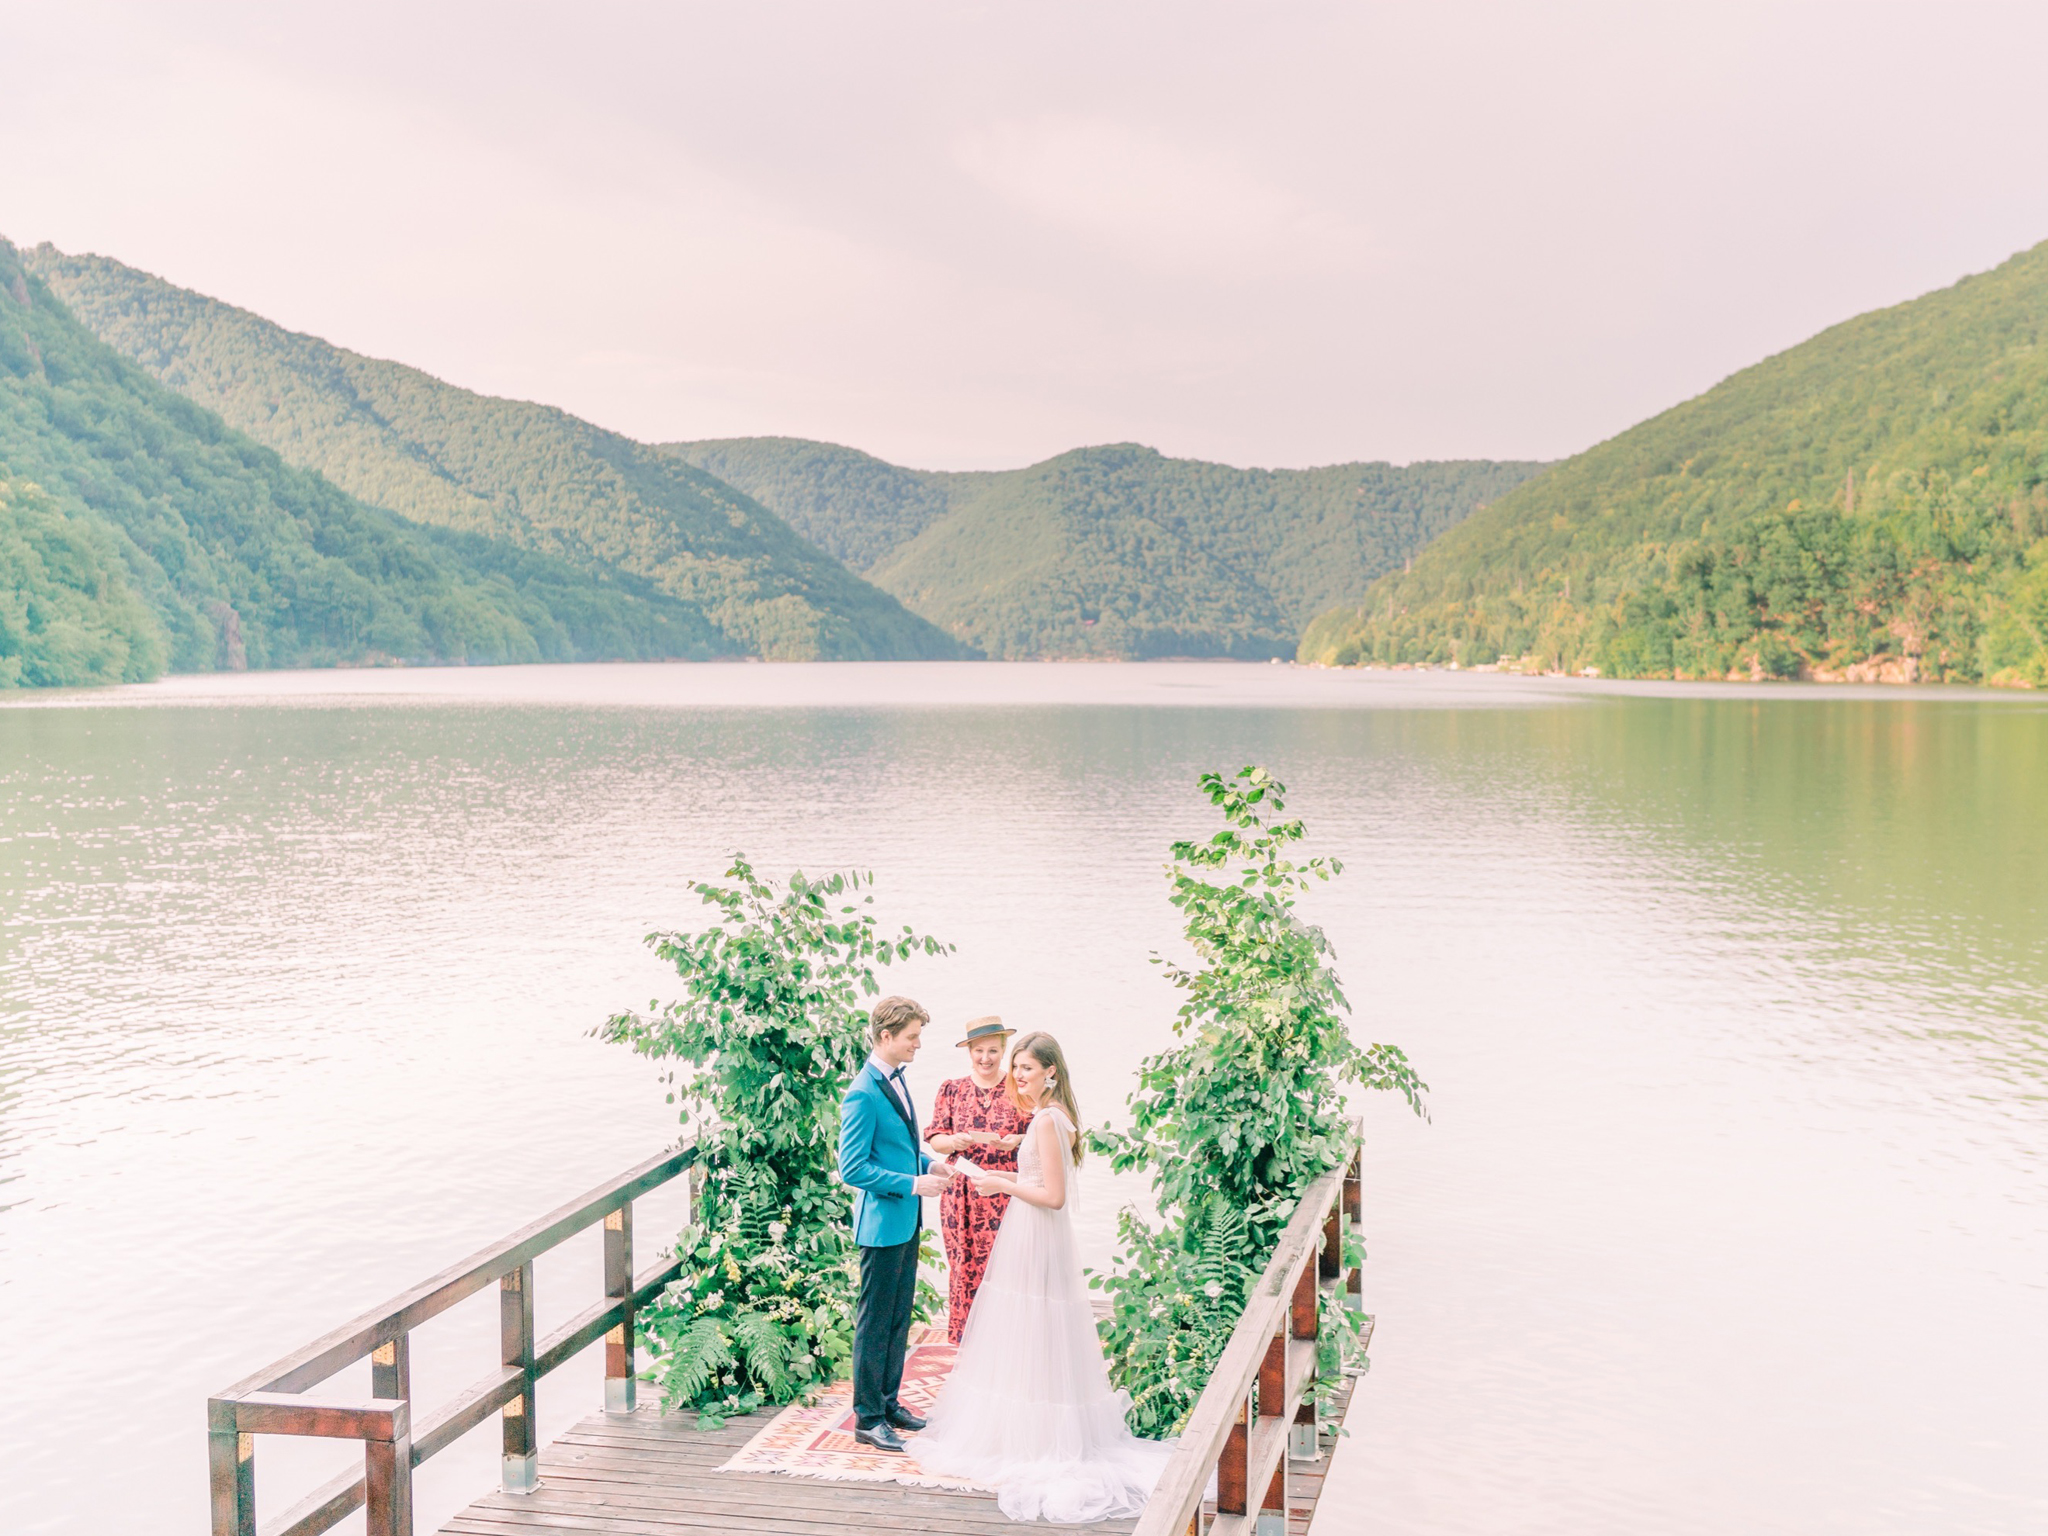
[923,1016,1027,1342]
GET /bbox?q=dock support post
[364,1404,414,1536]
[1217,1388,1252,1520]
[207,1398,255,1536]
[1289,1248,1321,1461]
[604,1206,636,1414]
[1343,1148,1364,1312]
[370,1334,411,1406]
[501,1261,539,1493]
[1257,1321,1290,1535]
[1258,1466,1288,1536]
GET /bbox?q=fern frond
[731,1309,791,1399]
[660,1316,732,1404]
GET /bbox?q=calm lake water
[3,662,2044,1535]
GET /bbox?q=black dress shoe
[885,1407,927,1432]
[854,1422,907,1453]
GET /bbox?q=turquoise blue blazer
[839,1062,931,1249]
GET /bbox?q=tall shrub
[1093,766,1427,1436]
[599,858,948,1426]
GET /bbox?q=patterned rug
[716,1324,990,1490]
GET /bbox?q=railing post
[1290,1230,1322,1461]
[604,1205,636,1414]
[501,1261,538,1493]
[364,1403,413,1536]
[370,1334,411,1404]
[1343,1145,1363,1312]
[1216,1387,1252,1520]
[207,1398,255,1536]
[1257,1319,1289,1536]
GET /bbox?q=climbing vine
[1092,766,1427,1436]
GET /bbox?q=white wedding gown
[910,1106,1175,1523]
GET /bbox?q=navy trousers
[853,1235,920,1427]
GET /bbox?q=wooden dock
[208,1142,1368,1536]
[439,1372,1360,1536]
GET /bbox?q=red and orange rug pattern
[716,1324,990,1490]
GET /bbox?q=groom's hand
[912,1170,951,1197]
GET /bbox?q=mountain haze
[0,240,722,688]
[1302,240,2048,687]
[26,247,961,662]
[667,437,1544,659]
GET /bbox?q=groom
[838,995,954,1453]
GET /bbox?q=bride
[910,1031,1175,1523]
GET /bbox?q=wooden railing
[1133,1135,1364,1536]
[207,1145,697,1536]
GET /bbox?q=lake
[2,662,2044,1535]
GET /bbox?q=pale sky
[7,2,2048,471]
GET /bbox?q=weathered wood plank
[233,1393,407,1441]
[433,1400,1148,1536]
[430,1381,1373,1536]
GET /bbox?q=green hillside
[26,247,961,662]
[666,436,1543,659]
[1301,240,2048,687]
[0,240,721,689]
[671,437,954,572]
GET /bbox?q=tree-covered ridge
[27,247,963,662]
[666,436,1544,660]
[1301,239,2048,687]
[0,240,723,689]
[669,437,955,573]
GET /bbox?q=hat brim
[956,1028,1016,1046]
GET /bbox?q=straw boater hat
[956,1015,1013,1046]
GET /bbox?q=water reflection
[1,666,2042,1535]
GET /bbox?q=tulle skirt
[909,1195,1175,1523]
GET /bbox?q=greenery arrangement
[667,436,1544,660]
[1093,766,1427,1436]
[1301,237,2048,688]
[26,245,963,663]
[597,859,949,1427]
[0,239,737,686]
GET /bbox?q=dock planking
[438,1371,1359,1536]
[210,1139,1366,1536]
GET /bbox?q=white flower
[768,1220,787,1241]
[1202,1280,1224,1300]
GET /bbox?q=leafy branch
[598,857,949,1425]
[1092,766,1426,1436]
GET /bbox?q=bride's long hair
[1006,1031,1084,1165]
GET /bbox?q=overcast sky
[7,2,2048,471]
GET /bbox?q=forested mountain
[674,437,955,573]
[666,436,1543,659]
[1301,240,2048,687]
[27,247,960,662]
[0,240,723,689]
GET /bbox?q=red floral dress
[924,1077,1026,1343]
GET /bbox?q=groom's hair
[869,995,929,1044]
